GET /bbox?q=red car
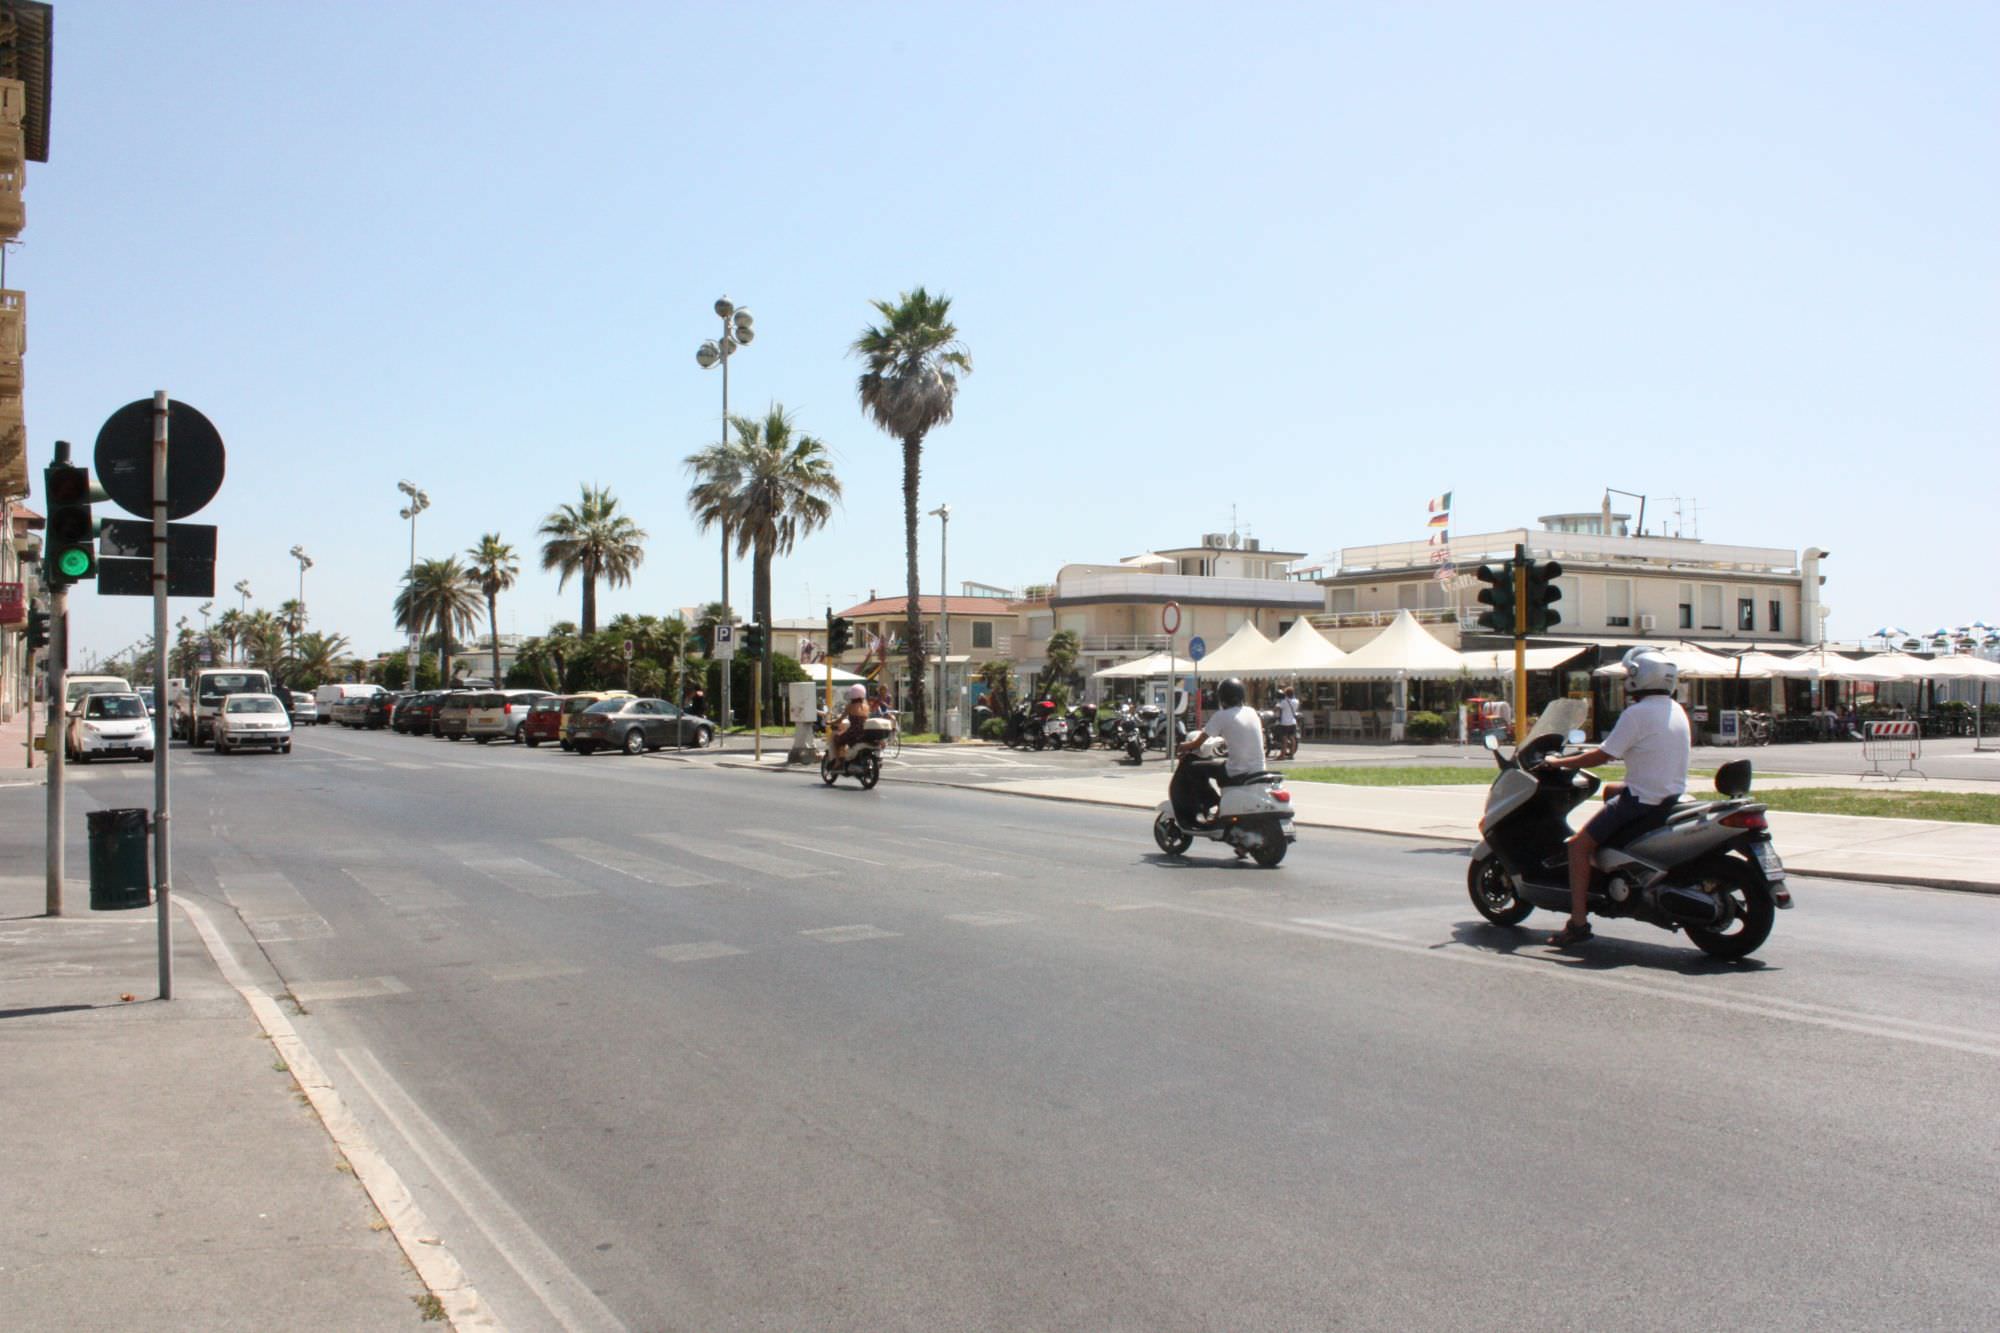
[521,697,565,747]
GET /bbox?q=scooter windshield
[1522,697,1590,747]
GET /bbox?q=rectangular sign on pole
[0,580,21,625]
[100,519,216,563]
[98,558,215,598]
[712,622,737,661]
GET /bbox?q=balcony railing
[1335,529,1798,576]
[1309,608,1459,632]
[1053,572,1324,608]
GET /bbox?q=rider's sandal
[1547,921,1594,948]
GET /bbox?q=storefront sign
[0,580,22,625]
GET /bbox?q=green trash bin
[87,808,152,911]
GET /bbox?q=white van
[170,667,275,745]
[64,674,134,714]
[314,683,383,725]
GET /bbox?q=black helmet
[1217,677,1247,709]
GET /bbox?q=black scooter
[1469,701,1791,959]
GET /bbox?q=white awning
[1186,622,1272,674]
[1459,646,1586,676]
[1593,643,1756,680]
[795,661,868,684]
[1238,618,1349,678]
[1093,651,1179,679]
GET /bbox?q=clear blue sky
[26,1,1998,663]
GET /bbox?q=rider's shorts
[1581,790,1675,847]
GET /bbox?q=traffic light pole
[44,582,65,915]
[1513,543,1529,745]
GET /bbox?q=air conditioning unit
[1243,538,1260,551]
[1638,614,1657,631]
[1202,533,1228,549]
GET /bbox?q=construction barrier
[1860,719,1924,782]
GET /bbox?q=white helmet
[846,684,867,702]
[1622,647,1678,694]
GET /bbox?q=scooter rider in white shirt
[1173,677,1266,826]
[1538,647,1691,948]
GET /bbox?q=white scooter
[1152,738,1297,867]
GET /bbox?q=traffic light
[826,613,853,656]
[1523,559,1563,634]
[26,606,49,652]
[1474,560,1517,636]
[45,462,106,586]
[740,624,766,658]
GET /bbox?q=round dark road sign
[94,398,226,520]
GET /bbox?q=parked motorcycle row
[999,699,1186,762]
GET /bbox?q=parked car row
[327,686,721,754]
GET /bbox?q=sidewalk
[0,852,429,1327]
[0,702,44,785]
[715,751,2000,894]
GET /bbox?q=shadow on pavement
[1447,919,1776,976]
[0,1002,105,1020]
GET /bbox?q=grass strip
[1752,789,2000,825]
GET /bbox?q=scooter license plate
[1753,842,1785,880]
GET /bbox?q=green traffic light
[57,548,93,578]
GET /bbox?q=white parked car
[66,691,155,763]
[214,693,293,754]
[287,692,319,726]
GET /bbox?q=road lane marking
[486,960,588,983]
[638,831,831,880]
[650,941,749,963]
[339,1047,632,1332]
[944,910,1039,927]
[288,976,412,1003]
[219,869,334,942]
[542,837,720,889]
[801,924,901,944]
[172,897,497,1331]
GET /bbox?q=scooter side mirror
[1483,732,1501,752]
[1566,729,1587,745]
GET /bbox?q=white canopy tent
[1244,619,1348,679]
[1326,610,1469,681]
[1318,611,1469,740]
[1758,647,1903,682]
[1187,622,1273,675]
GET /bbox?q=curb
[175,896,497,1330]
[701,762,2000,896]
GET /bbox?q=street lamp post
[398,481,429,686]
[234,579,251,614]
[930,503,952,740]
[288,545,312,657]
[698,297,754,735]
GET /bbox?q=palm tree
[684,442,745,620]
[242,611,288,673]
[686,404,842,705]
[394,556,484,680]
[213,608,245,664]
[279,598,307,643]
[466,533,520,688]
[538,485,647,635]
[286,630,352,689]
[852,287,971,731]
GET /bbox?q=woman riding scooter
[829,684,871,767]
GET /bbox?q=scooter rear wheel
[1467,854,1535,926]
[1683,861,1775,960]
[1153,812,1193,856]
[858,753,882,790]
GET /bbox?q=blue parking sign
[1189,635,1206,661]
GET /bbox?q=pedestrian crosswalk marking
[542,837,720,889]
[638,831,829,880]
[800,924,900,943]
[438,846,598,899]
[650,941,748,963]
[344,867,464,914]
[740,829,943,872]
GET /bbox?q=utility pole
[43,573,65,915]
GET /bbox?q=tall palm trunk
[750,540,768,723]
[487,592,501,685]
[581,559,598,636]
[902,434,928,732]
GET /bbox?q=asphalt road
[59,725,2000,1330]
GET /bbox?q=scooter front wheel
[1153,812,1193,856]
[1467,853,1535,926]
[820,755,839,786]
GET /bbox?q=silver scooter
[1467,700,1791,959]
